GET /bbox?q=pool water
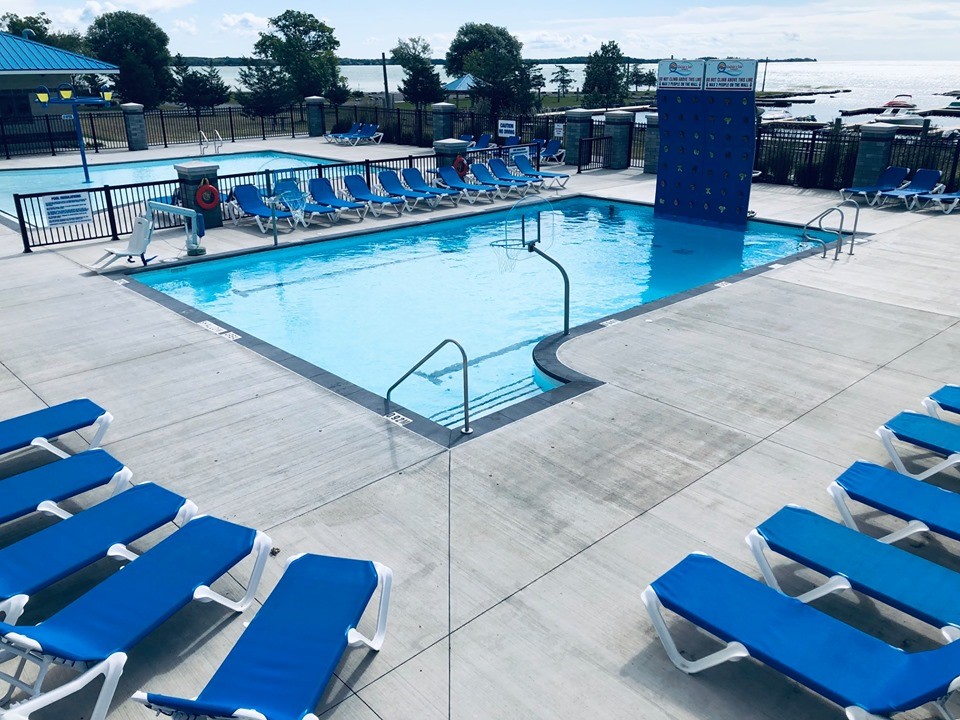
[140,198,818,428]
[0,151,332,217]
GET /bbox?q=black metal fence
[0,112,128,158]
[578,136,610,173]
[754,125,860,190]
[891,135,960,192]
[630,124,646,168]
[143,105,308,147]
[15,144,542,252]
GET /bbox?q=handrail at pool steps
[12,145,542,253]
[801,198,860,259]
[385,339,472,435]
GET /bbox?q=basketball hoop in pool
[490,196,570,336]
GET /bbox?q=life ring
[195,179,220,210]
[453,155,469,180]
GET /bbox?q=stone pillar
[433,138,471,169]
[643,114,659,174]
[305,96,326,137]
[175,160,223,230]
[852,124,896,187]
[563,109,594,168]
[432,102,457,141]
[121,103,147,151]
[604,110,633,170]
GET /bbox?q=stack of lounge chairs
[0,399,392,720]
[644,383,960,720]
[840,166,955,213]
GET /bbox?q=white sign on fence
[497,119,517,137]
[42,192,93,227]
[60,114,74,121]
[554,122,564,138]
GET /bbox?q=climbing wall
[655,59,758,228]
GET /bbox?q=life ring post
[174,161,226,230]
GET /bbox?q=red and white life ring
[453,155,469,179]
[195,179,220,210]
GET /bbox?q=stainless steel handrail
[386,339,472,435]
[835,198,860,256]
[801,198,861,260]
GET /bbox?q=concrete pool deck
[1,137,959,719]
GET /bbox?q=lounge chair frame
[0,526,271,720]
[876,421,960,480]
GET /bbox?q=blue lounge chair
[436,166,496,204]
[343,123,383,146]
[877,411,960,479]
[325,122,361,143]
[307,177,368,220]
[343,174,407,216]
[0,398,112,460]
[230,184,294,234]
[644,552,960,719]
[401,167,461,206]
[839,166,910,205]
[502,135,520,147]
[923,385,960,419]
[541,138,566,165]
[514,154,570,189]
[0,449,132,527]
[133,552,392,720]
[459,133,475,146]
[274,179,340,227]
[748,504,960,641]
[0,482,196,624]
[377,170,439,210]
[912,191,960,214]
[469,163,528,198]
[473,133,493,150]
[489,157,543,192]
[0,515,271,720]
[875,169,943,208]
[829,460,960,545]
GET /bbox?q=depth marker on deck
[385,412,413,427]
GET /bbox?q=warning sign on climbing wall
[656,60,705,90]
[704,59,758,91]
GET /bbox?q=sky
[5,0,960,60]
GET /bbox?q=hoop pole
[529,245,569,336]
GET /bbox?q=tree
[85,12,173,109]
[391,37,444,109]
[582,41,629,109]
[551,65,573,99]
[629,65,657,92]
[172,55,230,112]
[253,11,346,100]
[236,63,295,117]
[445,23,532,115]
[3,12,85,53]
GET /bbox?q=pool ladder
[199,130,223,155]
[385,339,473,435]
[801,199,860,260]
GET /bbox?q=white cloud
[219,12,269,36]
[55,1,119,28]
[172,18,197,35]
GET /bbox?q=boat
[760,108,793,122]
[883,94,916,108]
[948,100,960,110]
[871,106,925,126]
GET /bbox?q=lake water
[197,61,960,129]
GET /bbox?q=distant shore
[178,56,818,67]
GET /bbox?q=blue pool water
[0,151,332,217]
[140,198,817,427]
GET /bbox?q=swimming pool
[139,198,821,430]
[0,151,333,217]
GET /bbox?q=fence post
[603,110,632,170]
[120,103,148,151]
[260,115,266,140]
[290,105,296,138]
[851,124,896,187]
[194,108,201,137]
[45,115,56,155]
[564,109,594,168]
[432,102,456,142]
[364,159,371,186]
[88,114,100,153]
[176,161,224,230]
[948,137,960,192]
[159,110,168,148]
[0,117,9,159]
[305,96,325,137]
[103,186,120,241]
[14,194,30,253]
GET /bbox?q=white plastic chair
[88,216,156,272]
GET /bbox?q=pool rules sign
[42,192,93,227]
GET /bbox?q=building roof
[0,32,119,75]
[443,74,476,93]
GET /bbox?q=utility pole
[381,52,391,109]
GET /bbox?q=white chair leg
[193,531,272,612]
[922,398,942,419]
[347,562,392,651]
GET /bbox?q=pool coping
[118,196,853,448]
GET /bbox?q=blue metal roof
[0,32,118,74]
[443,74,476,92]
